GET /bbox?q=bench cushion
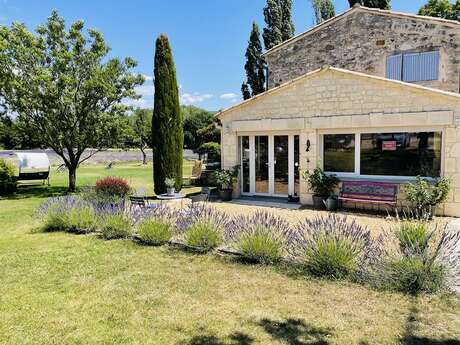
[339,181,398,204]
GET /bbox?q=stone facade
[264,7,460,94]
[218,68,460,216]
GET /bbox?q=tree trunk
[140,144,147,165]
[68,166,77,192]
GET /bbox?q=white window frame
[319,126,445,181]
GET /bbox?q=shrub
[0,158,17,195]
[137,218,174,245]
[185,220,223,252]
[64,206,98,234]
[301,167,339,196]
[228,211,292,264]
[95,176,131,198]
[237,225,284,264]
[99,213,132,240]
[404,177,450,218]
[397,221,431,255]
[292,215,378,280]
[37,196,94,233]
[303,236,360,279]
[379,256,446,294]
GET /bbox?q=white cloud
[180,92,213,105]
[220,93,238,100]
[141,74,153,82]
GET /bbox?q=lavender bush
[291,214,381,280]
[133,205,180,245]
[226,211,293,263]
[36,195,97,233]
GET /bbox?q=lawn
[0,162,459,345]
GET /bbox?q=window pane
[360,132,442,177]
[240,136,250,193]
[323,134,355,173]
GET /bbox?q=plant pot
[323,196,338,211]
[312,195,326,210]
[219,188,233,201]
[166,187,175,196]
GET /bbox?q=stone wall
[218,68,460,216]
[265,10,460,94]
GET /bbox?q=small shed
[13,152,50,184]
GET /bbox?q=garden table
[156,193,187,208]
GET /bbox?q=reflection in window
[323,134,355,173]
[360,132,442,177]
[240,136,250,193]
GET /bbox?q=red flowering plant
[95,176,131,200]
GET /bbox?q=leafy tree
[130,108,152,164]
[243,22,265,98]
[263,0,284,50]
[182,105,216,151]
[0,11,143,191]
[348,0,391,9]
[241,83,251,100]
[280,0,295,41]
[418,0,460,21]
[311,0,336,24]
[152,34,183,194]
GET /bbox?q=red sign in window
[382,141,397,151]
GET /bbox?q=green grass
[0,162,459,344]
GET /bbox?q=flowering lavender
[226,211,293,243]
[435,229,460,292]
[176,204,230,234]
[290,214,383,279]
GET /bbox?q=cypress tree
[263,0,283,50]
[152,34,183,194]
[280,0,295,41]
[244,22,266,97]
[312,0,336,24]
[241,83,251,100]
[348,0,391,9]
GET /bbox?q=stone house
[216,5,460,216]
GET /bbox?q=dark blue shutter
[386,54,403,80]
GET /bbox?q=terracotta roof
[263,5,460,57]
[216,66,460,118]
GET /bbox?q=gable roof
[263,5,460,57]
[216,66,460,119]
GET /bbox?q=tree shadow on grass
[256,318,332,345]
[3,184,68,200]
[399,300,460,345]
[179,331,254,345]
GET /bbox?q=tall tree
[263,0,284,50]
[348,0,391,9]
[311,0,336,24]
[280,0,295,41]
[241,83,251,100]
[0,11,143,191]
[182,105,216,151]
[418,0,460,21]
[152,34,183,194]
[243,22,266,98]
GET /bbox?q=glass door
[274,136,289,195]
[255,136,269,194]
[239,134,300,198]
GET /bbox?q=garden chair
[189,160,203,185]
[189,187,211,205]
[129,196,156,210]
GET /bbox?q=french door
[240,134,299,197]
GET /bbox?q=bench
[339,181,398,206]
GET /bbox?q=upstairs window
[386,51,439,82]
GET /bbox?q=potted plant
[165,177,175,196]
[214,166,239,201]
[302,167,339,210]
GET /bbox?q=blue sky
[0,0,429,111]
